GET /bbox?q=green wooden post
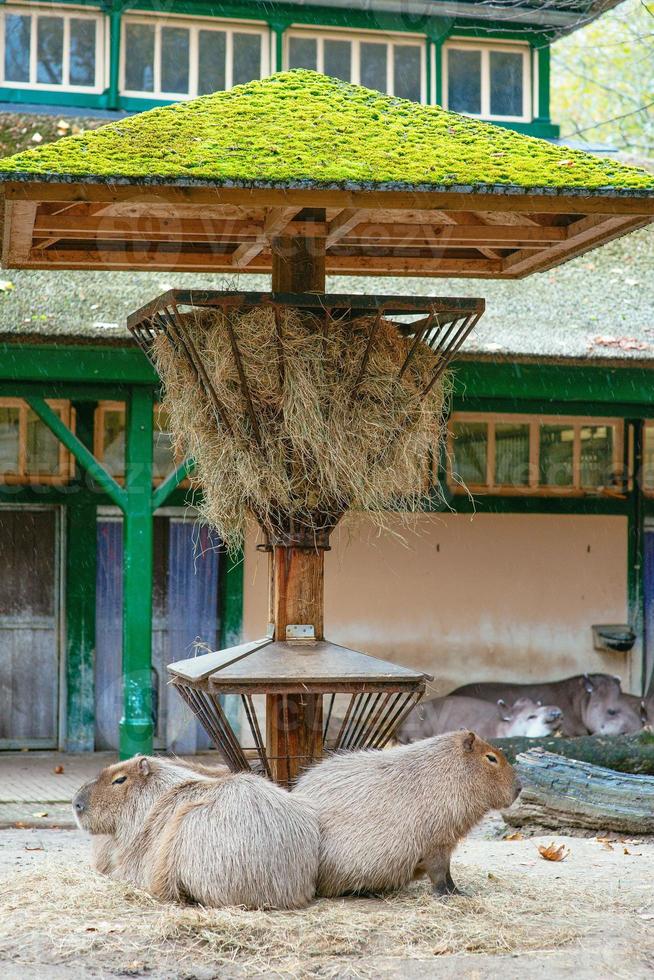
[627,419,646,694]
[65,402,97,752]
[270,20,288,73]
[119,386,155,758]
[535,42,551,127]
[107,3,123,111]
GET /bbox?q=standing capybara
[294,730,520,897]
[73,755,320,909]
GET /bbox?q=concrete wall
[242,513,633,695]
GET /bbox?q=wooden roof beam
[231,206,300,268]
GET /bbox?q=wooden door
[0,507,60,748]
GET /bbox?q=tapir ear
[641,700,648,722]
[536,699,543,707]
[583,673,594,693]
[496,698,507,708]
[137,756,150,776]
[462,731,476,752]
[501,716,511,723]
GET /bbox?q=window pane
[447,48,481,114]
[580,425,614,489]
[198,29,226,95]
[160,26,189,94]
[4,14,31,83]
[324,39,351,82]
[288,36,317,71]
[495,423,530,487]
[124,23,155,92]
[452,422,487,485]
[154,408,176,479]
[232,32,261,86]
[103,409,125,478]
[393,45,421,102]
[26,407,60,475]
[0,407,20,474]
[539,425,574,487]
[69,18,96,87]
[360,42,387,92]
[490,50,523,117]
[644,426,654,492]
[37,16,63,85]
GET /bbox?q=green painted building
[1,0,652,755]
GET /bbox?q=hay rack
[128,290,483,785]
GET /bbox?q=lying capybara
[73,755,320,909]
[90,756,231,876]
[397,695,562,743]
[294,730,520,897]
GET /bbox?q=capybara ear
[137,756,151,776]
[462,731,476,751]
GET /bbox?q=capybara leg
[422,850,464,897]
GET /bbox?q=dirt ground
[1,823,653,979]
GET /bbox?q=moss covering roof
[0,71,652,196]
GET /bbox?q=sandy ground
[1,825,653,979]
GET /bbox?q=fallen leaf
[537,842,569,862]
[597,838,614,851]
[31,132,43,144]
[32,811,48,818]
[53,765,64,774]
[0,280,15,292]
[13,822,27,828]
[505,831,524,841]
[24,845,44,852]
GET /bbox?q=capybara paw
[432,881,466,898]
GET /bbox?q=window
[286,29,425,103]
[121,16,268,99]
[1,6,103,91]
[443,41,531,121]
[449,414,623,495]
[94,402,186,485]
[0,399,73,483]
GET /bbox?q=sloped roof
[0,71,651,195]
[1,224,652,364]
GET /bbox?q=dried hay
[0,860,639,978]
[154,306,447,552]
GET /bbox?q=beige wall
[242,513,633,695]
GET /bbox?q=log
[503,748,654,834]
[491,730,654,775]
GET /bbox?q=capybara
[90,756,230,876]
[397,695,562,743]
[73,755,320,909]
[294,730,520,897]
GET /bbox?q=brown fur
[294,730,520,898]
[88,757,230,876]
[73,755,320,910]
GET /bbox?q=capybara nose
[74,798,84,813]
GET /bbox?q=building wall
[242,513,633,695]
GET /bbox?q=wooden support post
[266,213,326,785]
[119,386,155,758]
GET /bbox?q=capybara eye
[485,754,498,764]
[112,775,127,785]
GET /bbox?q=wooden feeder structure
[1,71,653,775]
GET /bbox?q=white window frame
[120,13,269,100]
[442,39,532,123]
[284,26,427,104]
[0,3,105,94]
[447,412,624,497]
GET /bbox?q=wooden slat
[501,214,649,278]
[7,180,654,216]
[232,206,300,268]
[326,208,364,246]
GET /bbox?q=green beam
[152,457,196,511]
[119,386,154,758]
[26,396,126,509]
[455,396,654,420]
[1,344,158,385]
[453,362,654,408]
[65,402,97,752]
[0,381,132,401]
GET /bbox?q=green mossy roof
[0,71,652,195]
